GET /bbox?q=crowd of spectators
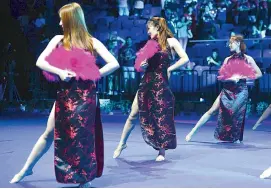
[2,0,271,98]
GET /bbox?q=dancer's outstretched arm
[185,94,220,142]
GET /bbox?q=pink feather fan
[42,46,101,82]
[134,39,161,72]
[217,58,256,80]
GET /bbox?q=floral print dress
[42,44,104,184]
[137,40,177,150]
[215,53,255,142]
[54,79,104,184]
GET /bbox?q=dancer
[10,3,119,187]
[113,17,189,161]
[252,104,271,130]
[185,35,262,143]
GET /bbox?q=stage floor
[0,112,271,188]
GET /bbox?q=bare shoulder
[223,56,231,64]
[55,34,64,39]
[51,35,63,42]
[92,37,98,43]
[92,37,103,49]
[167,37,178,47]
[244,54,254,61]
[92,37,102,44]
[225,56,231,61]
[37,35,64,60]
[47,35,63,46]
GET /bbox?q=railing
[36,68,271,105]
[30,37,271,104]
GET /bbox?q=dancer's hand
[58,69,76,82]
[140,59,148,70]
[228,74,241,83]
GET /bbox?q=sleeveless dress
[136,39,177,150]
[42,44,104,184]
[215,53,256,142]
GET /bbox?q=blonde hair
[59,3,94,53]
[230,35,246,53]
[147,17,174,51]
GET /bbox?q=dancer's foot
[234,140,242,144]
[185,130,195,142]
[113,144,127,159]
[260,167,271,179]
[155,155,165,161]
[156,149,165,162]
[10,170,33,183]
[252,122,262,130]
[78,182,91,188]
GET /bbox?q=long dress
[42,45,104,184]
[215,53,255,142]
[137,40,177,150]
[215,79,248,142]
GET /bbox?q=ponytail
[148,17,174,51]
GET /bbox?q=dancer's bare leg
[10,103,55,183]
[185,95,220,142]
[260,167,271,179]
[253,104,271,130]
[113,92,139,158]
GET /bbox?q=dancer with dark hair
[185,35,262,143]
